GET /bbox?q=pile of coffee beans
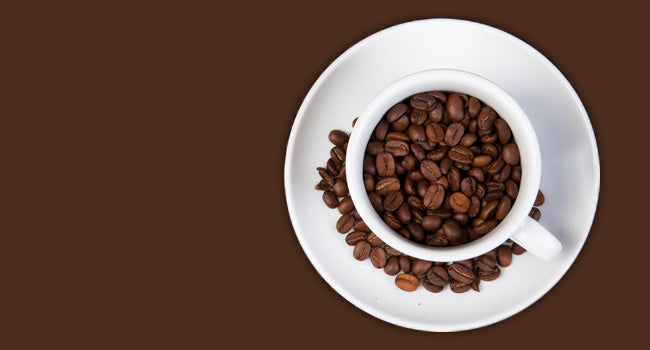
[315,114,546,293]
[364,92,524,247]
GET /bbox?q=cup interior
[346,69,541,262]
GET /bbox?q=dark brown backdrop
[2,1,648,348]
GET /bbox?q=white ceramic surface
[346,69,562,262]
[284,19,600,332]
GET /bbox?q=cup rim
[346,69,541,262]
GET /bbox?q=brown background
[2,0,648,348]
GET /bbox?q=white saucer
[284,19,600,332]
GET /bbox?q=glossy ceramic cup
[346,69,562,262]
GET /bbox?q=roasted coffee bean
[494,119,511,144]
[395,203,412,224]
[328,130,349,146]
[412,259,433,278]
[408,170,424,182]
[455,259,474,271]
[385,140,409,157]
[502,143,520,165]
[439,156,453,175]
[326,158,339,176]
[398,256,412,273]
[472,273,481,292]
[363,154,376,175]
[395,273,419,292]
[375,177,400,195]
[428,103,444,123]
[461,177,477,197]
[486,159,505,175]
[338,196,355,214]
[385,131,410,142]
[495,196,512,220]
[426,265,450,286]
[424,124,444,144]
[332,178,348,197]
[421,215,443,232]
[352,117,358,127]
[423,279,444,293]
[479,266,501,281]
[368,192,384,214]
[480,132,498,144]
[450,280,471,293]
[407,144,425,162]
[420,159,442,181]
[427,148,448,163]
[497,245,513,267]
[336,213,355,233]
[511,166,522,182]
[395,162,405,176]
[406,195,424,211]
[446,93,465,121]
[315,180,331,191]
[384,256,400,275]
[448,167,461,191]
[406,222,426,242]
[484,191,504,202]
[442,219,467,244]
[475,183,487,199]
[385,245,402,256]
[375,152,395,177]
[477,106,496,130]
[386,103,408,122]
[449,192,471,213]
[505,179,518,198]
[340,165,347,181]
[416,179,428,197]
[317,167,334,186]
[398,228,411,239]
[345,231,367,246]
[452,212,470,226]
[471,155,492,167]
[401,154,418,171]
[383,211,403,230]
[366,232,383,247]
[448,263,474,284]
[535,190,545,206]
[383,191,404,212]
[512,242,526,255]
[486,181,506,192]
[427,233,448,246]
[474,218,498,235]
[445,122,465,146]
[477,254,497,271]
[493,164,511,182]
[423,184,445,209]
[482,144,499,158]
[468,196,481,217]
[363,173,375,192]
[469,167,485,182]
[322,190,338,208]
[391,114,410,132]
[410,93,438,111]
[353,241,371,261]
[410,109,428,125]
[366,141,384,156]
[427,91,447,103]
[529,207,541,221]
[468,96,481,117]
[370,247,387,268]
[373,119,389,141]
[448,145,474,164]
[460,133,477,147]
[411,209,424,224]
[330,146,346,164]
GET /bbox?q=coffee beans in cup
[315,116,546,293]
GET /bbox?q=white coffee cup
[346,69,562,262]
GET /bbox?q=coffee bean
[448,167,461,191]
[535,190,545,206]
[494,119,511,144]
[460,133,477,147]
[420,159,442,181]
[364,154,376,175]
[317,167,334,186]
[385,131,409,142]
[411,209,424,224]
[446,93,465,121]
[468,196,481,217]
[332,178,348,197]
[386,103,408,122]
[395,273,419,292]
[410,93,438,111]
[421,215,443,232]
[492,164,511,182]
[474,218,498,235]
[448,263,474,284]
[375,152,395,177]
[472,272,481,292]
[406,222,426,242]
[352,218,368,231]
[400,155,418,171]
[467,96,480,117]
[442,218,467,244]
[375,177,401,196]
[450,192,471,213]
[326,158,339,177]
[477,254,497,271]
[425,123,445,143]
[353,241,371,261]
[383,211,403,229]
[330,146,346,164]
[505,179,518,198]
[529,207,541,221]
[336,214,355,233]
[315,180,331,191]
[471,155,492,168]
[423,279,444,293]
[486,159,505,175]
[456,259,474,270]
[428,209,453,219]
[398,256,412,273]
[448,145,474,164]
[423,184,445,209]
[448,280,470,293]
[370,247,387,268]
[375,120,389,141]
[475,183,487,199]
[481,144,498,158]
[461,177,477,197]
[511,166,522,182]
[345,231,367,246]
[426,91,447,103]
[322,190,338,208]
[497,245,512,267]
[328,130,349,147]
[484,191,504,202]
[412,259,433,278]
[477,106,496,130]
[410,109,428,125]
[352,117,358,127]
[366,141,384,156]
[368,192,384,214]
[469,167,485,183]
[383,191,404,212]
[367,232,384,247]
[495,196,512,220]
[478,266,501,281]
[502,143,520,165]
[391,114,410,131]
[426,265,450,287]
[512,242,526,255]
[445,122,465,146]
[385,245,402,256]
[363,173,375,192]
[384,140,409,157]
[384,256,400,275]
[338,196,355,214]
[486,181,506,192]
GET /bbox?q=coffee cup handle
[511,217,562,261]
